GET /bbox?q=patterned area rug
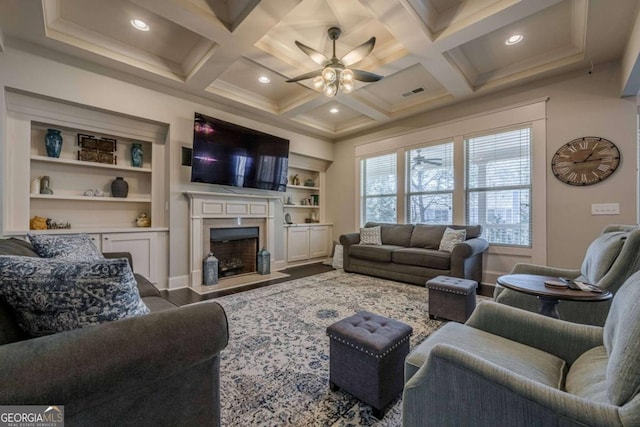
[217,270,445,426]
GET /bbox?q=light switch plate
[591,203,620,215]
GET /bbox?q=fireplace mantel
[185,191,280,287]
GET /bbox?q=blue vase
[45,129,63,158]
[131,143,143,167]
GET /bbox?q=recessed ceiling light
[329,108,339,114]
[258,76,271,84]
[131,19,149,32]
[505,34,523,45]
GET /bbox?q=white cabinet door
[102,232,158,283]
[309,226,329,258]
[87,233,102,252]
[287,227,310,262]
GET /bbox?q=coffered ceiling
[0,0,638,139]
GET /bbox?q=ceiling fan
[413,150,443,168]
[286,26,383,97]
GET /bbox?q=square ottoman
[326,311,413,418]
[426,275,477,323]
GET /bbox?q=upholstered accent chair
[403,270,640,427]
[494,224,640,325]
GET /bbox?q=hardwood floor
[161,262,334,306]
[161,264,495,306]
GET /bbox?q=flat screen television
[190,113,290,192]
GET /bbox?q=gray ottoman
[326,311,413,419]
[426,275,478,323]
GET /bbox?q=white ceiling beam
[432,0,565,51]
[360,0,474,96]
[132,0,303,90]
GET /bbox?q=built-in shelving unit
[284,166,322,224]
[3,90,168,234]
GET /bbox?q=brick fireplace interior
[210,226,260,277]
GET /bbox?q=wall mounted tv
[190,113,290,192]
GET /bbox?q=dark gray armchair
[402,270,640,427]
[494,224,640,325]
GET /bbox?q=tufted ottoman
[326,311,413,418]
[426,275,477,323]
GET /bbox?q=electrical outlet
[591,203,620,215]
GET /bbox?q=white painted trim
[168,275,190,291]
[355,98,548,157]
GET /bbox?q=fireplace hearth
[210,227,260,278]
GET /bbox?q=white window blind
[361,153,397,223]
[406,142,454,224]
[465,127,532,246]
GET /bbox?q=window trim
[464,125,533,248]
[354,98,547,270]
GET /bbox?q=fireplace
[210,227,259,278]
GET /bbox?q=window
[465,127,532,246]
[361,153,397,223]
[406,143,454,224]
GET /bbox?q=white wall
[0,47,333,287]
[327,63,638,277]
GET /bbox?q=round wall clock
[551,137,620,186]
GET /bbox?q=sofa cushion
[406,322,566,388]
[459,224,482,239]
[565,346,608,403]
[28,233,104,261]
[392,248,450,270]
[410,225,446,249]
[439,227,466,252]
[0,256,149,337]
[349,245,402,263]
[580,231,627,284]
[365,223,414,247]
[0,238,39,257]
[360,226,382,245]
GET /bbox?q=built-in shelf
[283,205,320,209]
[287,184,320,191]
[31,155,152,173]
[30,194,151,202]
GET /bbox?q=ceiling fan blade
[295,41,329,66]
[351,69,383,82]
[286,69,323,83]
[341,37,376,66]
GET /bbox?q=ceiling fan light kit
[287,26,382,97]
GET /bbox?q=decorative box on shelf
[77,134,117,165]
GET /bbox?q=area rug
[216,270,445,426]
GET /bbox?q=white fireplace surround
[185,191,279,288]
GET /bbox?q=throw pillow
[0,256,149,337]
[360,226,382,245]
[580,231,628,284]
[28,233,104,261]
[438,227,466,252]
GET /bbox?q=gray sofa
[0,238,229,427]
[340,223,489,285]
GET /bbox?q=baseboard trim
[168,275,189,290]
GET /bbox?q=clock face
[551,137,620,186]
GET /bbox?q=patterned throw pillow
[0,256,149,337]
[360,226,382,245]
[28,233,103,261]
[438,227,466,252]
